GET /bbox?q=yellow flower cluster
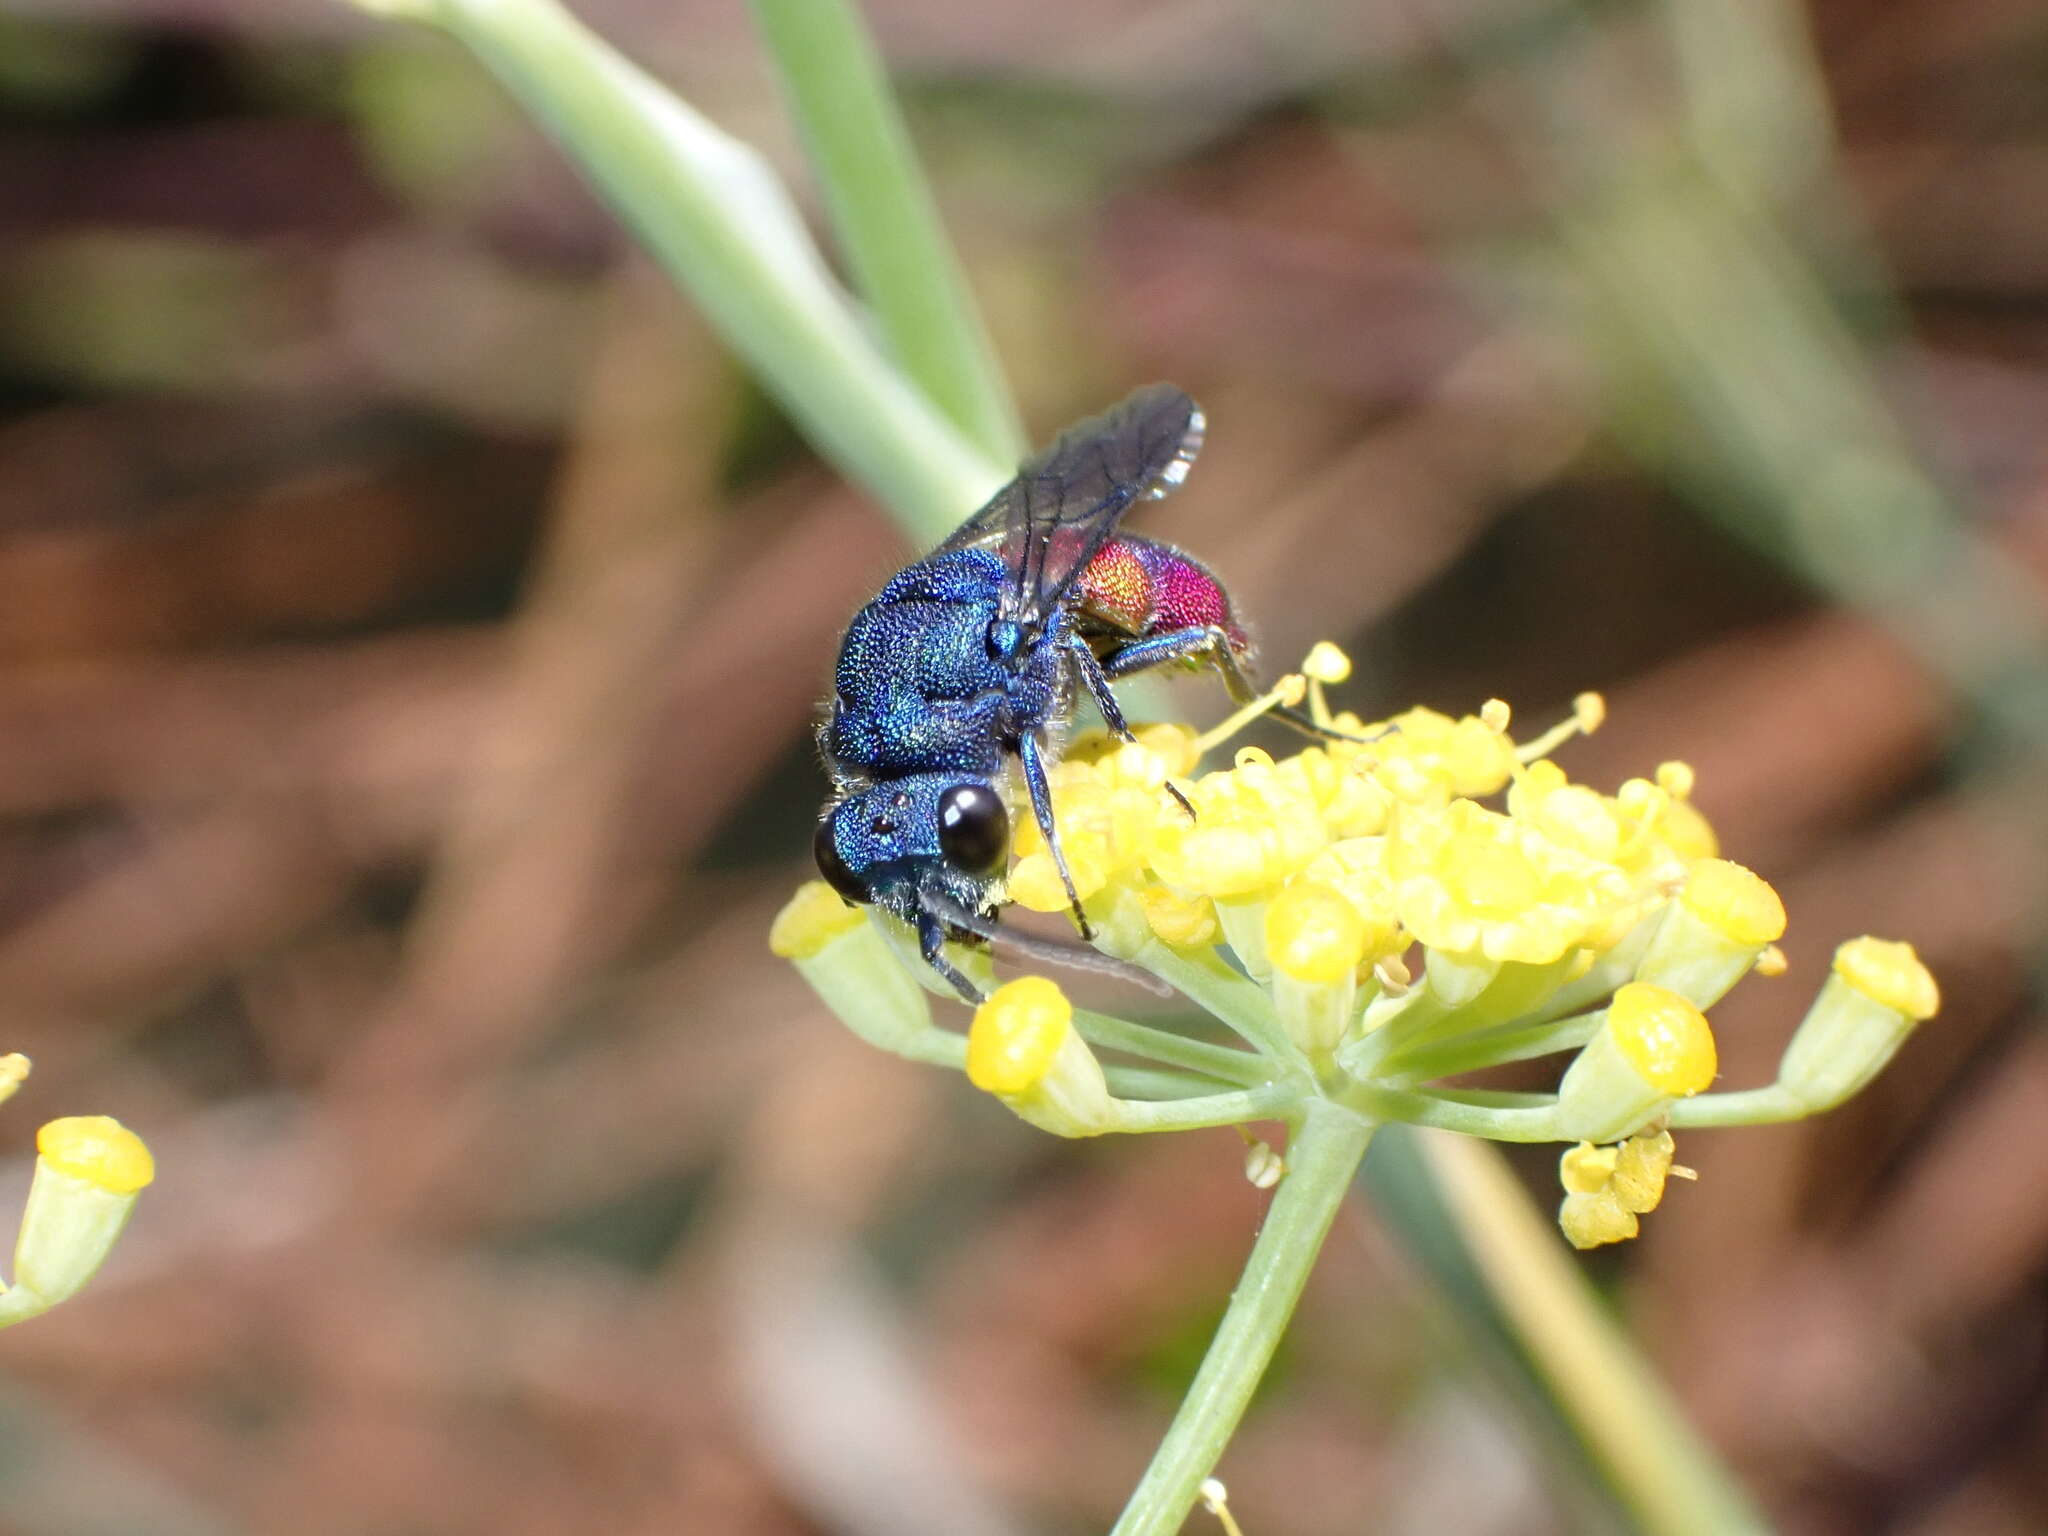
[776,647,1944,1251]
[1008,690,1696,994]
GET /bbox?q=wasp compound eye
[937,784,1009,877]
[813,816,870,905]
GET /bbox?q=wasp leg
[1099,625,1388,745]
[916,910,986,1003]
[1017,731,1093,941]
[1064,634,1196,822]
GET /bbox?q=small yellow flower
[768,879,867,959]
[0,1098,155,1328]
[1389,800,1631,966]
[1139,883,1219,949]
[1680,859,1787,947]
[37,1116,155,1195]
[1559,1189,1639,1249]
[1607,983,1717,1096]
[1832,936,1940,1021]
[1776,936,1938,1111]
[1360,706,1518,805]
[1265,880,1368,985]
[966,978,1115,1136]
[1557,1128,1687,1249]
[1557,983,1716,1142]
[1148,752,1327,899]
[1301,641,1352,684]
[1510,759,1623,864]
[967,976,1073,1094]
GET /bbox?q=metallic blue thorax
[826,548,1066,784]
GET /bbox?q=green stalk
[352,0,1002,542]
[1378,1010,1602,1082]
[1109,1099,1375,1536]
[747,0,1023,463]
[1075,1009,1272,1086]
[1105,1082,1303,1134]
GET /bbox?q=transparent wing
[936,383,1205,628]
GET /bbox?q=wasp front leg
[915,910,986,1003]
[1016,731,1093,940]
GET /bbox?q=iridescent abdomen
[1073,536,1247,651]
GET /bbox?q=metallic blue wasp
[815,383,1324,1001]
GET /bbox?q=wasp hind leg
[1098,625,1388,746]
[1016,731,1094,941]
[1064,634,1197,822]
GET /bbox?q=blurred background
[0,0,2041,1531]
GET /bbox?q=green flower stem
[1342,1084,1566,1141]
[1109,1098,1375,1536]
[1667,1084,1808,1128]
[1352,956,1582,1079]
[1103,1065,1248,1102]
[354,0,1002,541]
[1103,1082,1304,1134]
[1421,1134,1769,1536]
[1136,944,1307,1071]
[1377,1009,1602,1082]
[745,0,1022,462]
[1075,1009,1272,1086]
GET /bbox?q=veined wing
[937,383,1205,630]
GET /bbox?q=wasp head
[814,774,1011,925]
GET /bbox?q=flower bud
[1777,937,1938,1111]
[0,1116,154,1328]
[1556,982,1716,1143]
[772,883,939,1057]
[967,978,1115,1136]
[1139,884,1218,950]
[1266,880,1366,1054]
[1632,859,1785,1008]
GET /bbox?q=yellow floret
[1559,1191,1638,1249]
[37,1116,156,1195]
[1365,707,1518,803]
[0,1053,27,1109]
[1265,880,1369,984]
[1608,1128,1678,1213]
[1681,859,1787,946]
[1607,982,1717,1095]
[769,880,868,960]
[1389,800,1631,965]
[1833,937,1939,1021]
[1301,641,1352,684]
[967,977,1073,1094]
[1510,760,1623,863]
[1140,884,1219,949]
[1559,1142,1619,1195]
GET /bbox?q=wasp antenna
[921,891,1172,998]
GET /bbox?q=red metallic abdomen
[1074,536,1247,651]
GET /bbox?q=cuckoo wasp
[815,383,1338,1001]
